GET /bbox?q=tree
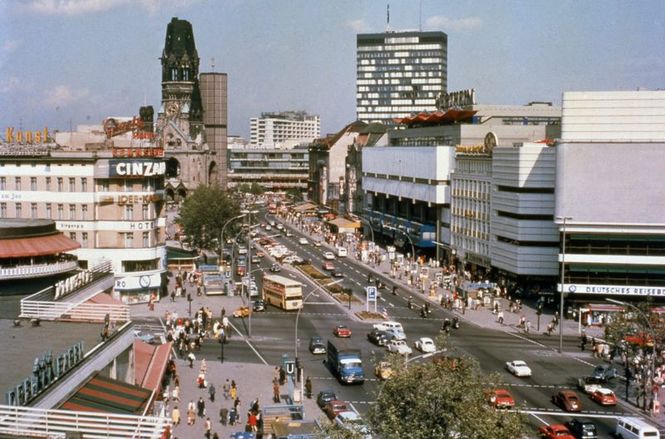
[249,182,264,195]
[367,355,525,439]
[176,185,241,249]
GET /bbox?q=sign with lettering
[109,160,166,178]
[114,272,162,291]
[116,194,162,205]
[565,283,665,297]
[436,88,476,110]
[112,147,164,158]
[5,127,49,144]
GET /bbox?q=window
[57,204,63,220]
[81,205,88,220]
[0,203,6,218]
[30,177,37,191]
[69,178,75,192]
[45,177,51,191]
[15,203,22,218]
[143,231,150,247]
[124,180,133,192]
[46,203,52,218]
[70,232,76,241]
[0,177,5,190]
[82,232,88,247]
[125,232,133,248]
[69,204,76,220]
[100,181,108,192]
[31,203,37,219]
[81,178,87,192]
[142,204,149,219]
[15,177,21,190]
[124,204,134,220]
[57,178,63,192]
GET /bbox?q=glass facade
[356,31,447,126]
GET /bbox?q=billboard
[109,159,166,178]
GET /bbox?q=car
[505,360,532,377]
[374,361,394,380]
[566,418,597,438]
[589,387,617,406]
[322,261,335,271]
[298,237,308,245]
[538,424,576,439]
[367,329,392,346]
[269,263,281,273]
[552,390,582,412]
[269,220,276,227]
[309,336,327,354]
[576,376,604,394]
[133,330,157,345]
[333,325,352,338]
[276,223,284,230]
[265,225,272,231]
[332,270,345,278]
[233,306,250,318]
[387,339,412,355]
[414,337,436,353]
[487,388,515,409]
[323,399,349,420]
[252,300,265,312]
[284,230,293,237]
[333,410,372,439]
[313,240,322,247]
[590,364,617,381]
[323,251,335,260]
[251,255,260,264]
[293,258,312,266]
[316,389,337,409]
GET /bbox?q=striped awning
[59,374,152,415]
[0,233,80,258]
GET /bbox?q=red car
[552,390,582,412]
[590,387,617,406]
[488,388,515,409]
[323,399,349,420]
[322,261,335,271]
[538,424,575,439]
[333,325,352,338]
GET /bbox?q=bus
[262,274,303,310]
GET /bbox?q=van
[336,247,348,257]
[615,417,660,439]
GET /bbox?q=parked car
[566,418,597,438]
[334,410,372,439]
[589,387,617,406]
[387,339,412,355]
[323,399,349,420]
[414,337,436,353]
[552,390,582,412]
[333,325,352,338]
[309,336,327,355]
[316,389,337,409]
[487,388,515,409]
[505,360,532,377]
[590,364,617,382]
[538,424,576,439]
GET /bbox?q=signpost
[366,286,377,313]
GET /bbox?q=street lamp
[557,216,572,353]
[221,211,250,270]
[607,298,657,411]
[384,224,415,262]
[357,214,375,243]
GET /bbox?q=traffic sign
[366,286,377,301]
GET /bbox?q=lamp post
[357,214,375,243]
[385,224,415,263]
[557,216,572,353]
[221,212,249,272]
[607,298,657,411]
[294,289,320,401]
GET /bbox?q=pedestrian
[223,379,230,400]
[229,407,238,426]
[273,366,280,383]
[212,433,219,439]
[305,376,312,399]
[250,397,259,413]
[525,320,531,334]
[200,358,207,374]
[170,290,176,302]
[188,352,195,368]
[248,411,258,433]
[204,417,212,439]
[197,396,206,418]
[273,381,280,403]
[208,382,216,402]
[279,367,286,385]
[219,407,228,425]
[171,385,180,402]
[230,381,238,401]
[171,406,180,425]
[187,400,196,425]
[497,311,504,325]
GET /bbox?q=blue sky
[1,0,664,138]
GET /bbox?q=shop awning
[291,202,318,213]
[0,233,80,258]
[134,340,172,392]
[59,374,152,415]
[582,304,624,312]
[327,217,361,233]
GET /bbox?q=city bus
[262,274,303,310]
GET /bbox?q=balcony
[0,260,79,280]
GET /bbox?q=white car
[505,360,532,377]
[414,337,436,353]
[313,240,322,247]
[276,223,284,230]
[298,237,308,245]
[334,411,372,439]
[323,251,335,260]
[387,339,412,355]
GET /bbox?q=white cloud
[425,15,482,32]
[345,19,368,33]
[21,0,203,16]
[44,85,90,107]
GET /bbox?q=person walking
[197,396,206,418]
[171,385,180,402]
[273,380,280,403]
[219,407,228,425]
[223,379,231,400]
[230,381,238,401]
[208,382,216,402]
[171,406,180,426]
[187,401,196,425]
[305,376,312,399]
[204,417,212,439]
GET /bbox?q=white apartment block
[250,111,320,148]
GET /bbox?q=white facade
[250,111,320,148]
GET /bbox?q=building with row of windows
[250,111,320,148]
[0,139,167,304]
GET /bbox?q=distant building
[250,111,320,148]
[356,31,447,126]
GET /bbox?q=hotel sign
[109,159,166,178]
[564,283,665,297]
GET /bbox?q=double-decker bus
[262,274,303,310]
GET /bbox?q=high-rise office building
[356,31,447,126]
[250,111,320,148]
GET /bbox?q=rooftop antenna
[210,57,216,72]
[386,4,390,32]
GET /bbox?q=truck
[326,340,365,384]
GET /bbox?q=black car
[367,329,391,346]
[316,389,337,409]
[252,300,265,312]
[591,364,617,381]
[566,418,598,438]
[309,336,327,354]
[332,270,345,278]
[269,263,281,273]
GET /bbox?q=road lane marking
[228,320,269,365]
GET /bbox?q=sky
[1,0,664,138]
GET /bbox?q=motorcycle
[452,317,460,329]
[407,297,413,310]
[420,307,427,318]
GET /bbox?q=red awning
[134,340,172,392]
[394,109,477,126]
[0,233,80,258]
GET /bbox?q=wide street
[137,210,658,437]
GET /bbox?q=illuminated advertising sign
[109,159,166,178]
[112,147,164,158]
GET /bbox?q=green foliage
[315,417,366,439]
[604,300,665,352]
[367,356,525,439]
[249,182,264,195]
[176,185,241,249]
